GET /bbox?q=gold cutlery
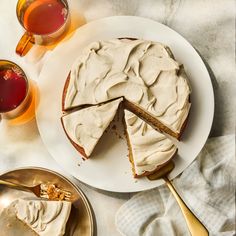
[0,180,72,201]
[148,161,209,236]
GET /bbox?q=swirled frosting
[64,39,191,135]
[14,199,71,236]
[125,110,177,175]
[62,98,122,156]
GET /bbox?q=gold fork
[148,161,209,236]
[0,179,72,201]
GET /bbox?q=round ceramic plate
[36,16,214,192]
[0,167,94,236]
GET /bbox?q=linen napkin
[115,135,235,236]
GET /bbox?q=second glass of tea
[0,60,32,120]
[16,0,70,56]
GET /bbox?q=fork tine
[62,191,71,196]
[39,183,72,201]
[39,189,48,194]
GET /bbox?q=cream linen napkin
[115,135,235,236]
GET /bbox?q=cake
[61,98,123,159]
[0,198,72,236]
[63,39,191,139]
[124,110,177,177]
[61,39,191,178]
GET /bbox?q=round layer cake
[61,39,191,177]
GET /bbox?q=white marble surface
[0,0,235,235]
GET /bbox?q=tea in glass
[0,60,32,119]
[16,0,69,56]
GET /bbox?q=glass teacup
[0,60,33,120]
[16,0,70,56]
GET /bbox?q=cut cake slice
[61,98,123,159]
[0,198,72,236]
[124,110,177,178]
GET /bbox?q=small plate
[0,167,94,236]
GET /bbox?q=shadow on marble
[1,118,39,143]
[195,50,224,138]
[73,177,133,200]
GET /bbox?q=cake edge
[123,99,180,139]
[60,116,88,160]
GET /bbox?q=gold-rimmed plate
[0,167,94,236]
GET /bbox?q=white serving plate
[36,16,214,192]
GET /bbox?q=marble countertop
[0,0,235,235]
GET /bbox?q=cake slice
[61,98,123,159]
[0,199,72,236]
[124,110,177,178]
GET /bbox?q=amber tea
[0,60,33,121]
[16,0,69,56]
[21,0,68,35]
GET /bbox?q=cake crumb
[7,223,12,228]
[112,124,116,130]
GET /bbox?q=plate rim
[36,15,215,193]
[0,166,94,236]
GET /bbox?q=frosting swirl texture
[65,39,191,134]
[14,199,71,236]
[62,98,122,156]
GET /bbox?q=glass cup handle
[16,32,35,57]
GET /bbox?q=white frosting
[125,110,177,175]
[62,98,122,156]
[14,199,71,236]
[64,39,191,134]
